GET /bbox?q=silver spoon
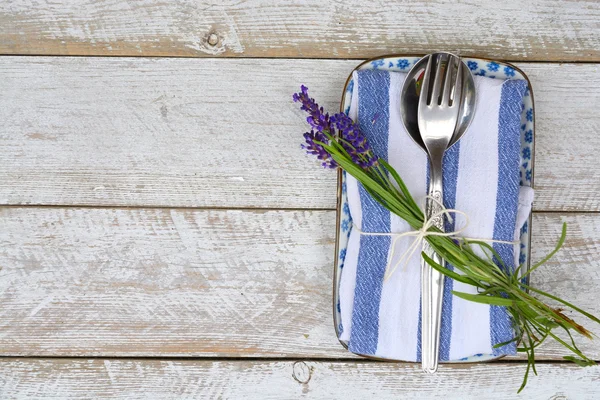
[401,53,476,154]
[400,53,477,373]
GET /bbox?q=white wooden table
[0,1,599,398]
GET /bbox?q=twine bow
[353,195,519,281]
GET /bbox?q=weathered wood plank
[0,57,346,209]
[533,63,600,212]
[0,208,598,359]
[1,57,599,211]
[1,0,599,61]
[0,359,598,399]
[0,207,339,357]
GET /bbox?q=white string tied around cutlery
[352,195,519,281]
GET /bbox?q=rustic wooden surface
[1,0,599,61]
[0,359,598,399]
[1,0,600,398]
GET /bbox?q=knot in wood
[292,361,312,384]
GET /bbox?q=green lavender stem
[324,139,598,393]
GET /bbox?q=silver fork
[417,53,463,373]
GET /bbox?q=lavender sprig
[293,85,379,170]
[293,85,599,393]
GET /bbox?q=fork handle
[422,157,445,373]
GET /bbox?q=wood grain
[0,208,598,359]
[1,1,599,61]
[0,56,347,209]
[1,57,599,211]
[0,207,338,357]
[0,359,598,399]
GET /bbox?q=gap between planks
[0,204,599,215]
[1,53,600,64]
[0,355,595,364]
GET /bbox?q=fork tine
[450,58,463,108]
[430,54,446,105]
[442,56,456,106]
[419,55,433,110]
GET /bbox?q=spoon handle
[422,157,445,373]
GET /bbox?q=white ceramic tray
[333,55,535,362]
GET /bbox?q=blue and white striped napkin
[338,69,533,361]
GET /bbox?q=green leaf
[465,240,508,275]
[563,356,596,367]
[452,291,519,307]
[331,154,403,211]
[421,253,480,286]
[379,159,423,219]
[523,324,538,376]
[493,336,519,348]
[517,361,531,394]
[533,316,560,329]
[520,284,600,325]
[546,330,589,360]
[331,154,422,229]
[520,222,567,279]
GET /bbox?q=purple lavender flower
[301,130,337,168]
[293,86,337,168]
[292,85,333,133]
[293,85,379,170]
[331,112,379,169]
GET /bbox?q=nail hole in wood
[207,33,219,46]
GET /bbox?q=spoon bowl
[400,53,477,150]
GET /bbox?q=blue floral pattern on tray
[335,56,534,363]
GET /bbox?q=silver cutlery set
[400,52,477,373]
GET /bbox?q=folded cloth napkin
[338,69,533,361]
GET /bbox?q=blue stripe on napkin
[348,71,391,355]
[491,79,528,356]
